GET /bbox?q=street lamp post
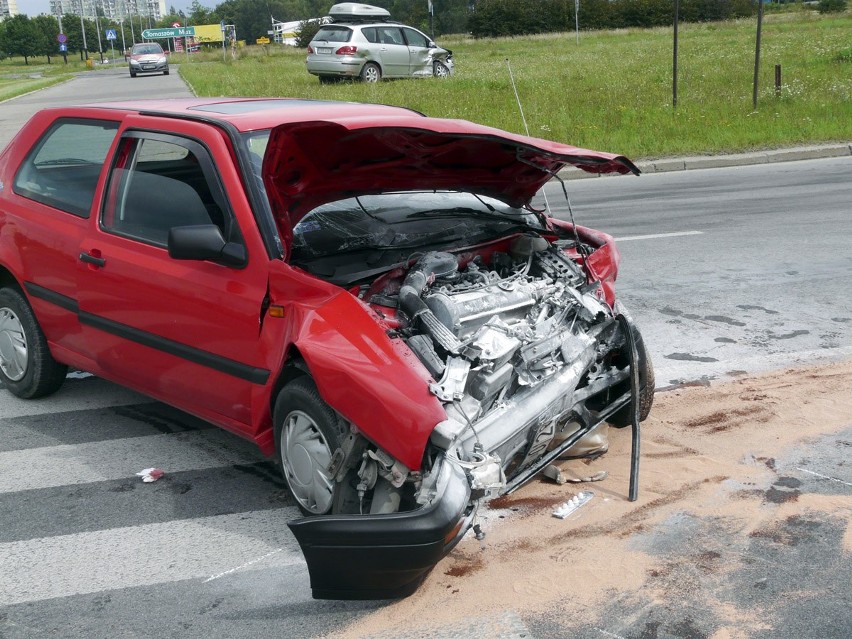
[80,12,88,59]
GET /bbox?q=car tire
[607,324,655,428]
[163,69,169,75]
[360,62,381,83]
[130,69,136,77]
[0,287,67,399]
[433,61,450,78]
[273,376,349,516]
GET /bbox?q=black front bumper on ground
[287,458,472,600]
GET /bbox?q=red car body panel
[0,98,630,473]
[262,118,638,243]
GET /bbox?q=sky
[22,1,200,18]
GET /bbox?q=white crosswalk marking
[0,376,311,611]
[0,429,266,493]
[0,377,147,419]
[0,510,305,606]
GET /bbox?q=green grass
[0,55,113,102]
[179,11,851,159]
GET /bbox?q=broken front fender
[287,458,472,600]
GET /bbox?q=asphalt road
[0,71,850,638]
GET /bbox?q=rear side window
[361,27,378,43]
[313,27,352,43]
[13,118,119,218]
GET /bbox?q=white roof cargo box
[328,3,392,23]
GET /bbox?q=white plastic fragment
[136,468,165,483]
[552,491,594,519]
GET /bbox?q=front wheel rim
[0,307,28,382]
[280,410,334,514]
[434,63,448,78]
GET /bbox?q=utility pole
[753,0,765,110]
[673,0,679,109]
[80,12,88,59]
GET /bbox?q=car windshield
[291,191,541,263]
[132,44,162,55]
[239,130,543,281]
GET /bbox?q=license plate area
[317,47,332,54]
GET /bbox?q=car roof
[71,98,424,132]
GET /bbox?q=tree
[188,0,214,25]
[33,15,60,64]
[3,15,41,64]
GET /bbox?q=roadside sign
[141,27,196,39]
[57,33,67,43]
[106,29,117,41]
[256,37,270,44]
[59,43,68,52]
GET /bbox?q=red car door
[76,117,272,434]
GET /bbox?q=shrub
[817,0,847,13]
[295,20,322,48]
[468,0,756,38]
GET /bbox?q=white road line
[0,429,264,493]
[0,377,146,419]
[0,509,305,606]
[615,230,704,242]
[204,548,285,582]
[795,467,852,488]
[596,628,630,639]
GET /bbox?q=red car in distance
[0,98,653,599]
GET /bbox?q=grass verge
[178,11,851,158]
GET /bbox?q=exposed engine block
[397,236,623,478]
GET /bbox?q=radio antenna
[506,59,590,277]
[506,58,551,215]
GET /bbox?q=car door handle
[79,251,106,267]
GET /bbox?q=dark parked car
[0,97,652,600]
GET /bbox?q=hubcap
[363,66,379,82]
[0,306,28,382]
[280,410,334,514]
[434,63,448,78]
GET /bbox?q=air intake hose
[399,252,462,354]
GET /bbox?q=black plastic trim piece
[79,311,270,385]
[24,282,78,313]
[288,458,472,600]
[23,281,269,385]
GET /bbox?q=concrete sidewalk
[562,142,852,179]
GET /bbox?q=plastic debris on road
[544,464,608,485]
[136,468,165,483]
[552,491,594,519]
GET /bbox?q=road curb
[560,142,852,179]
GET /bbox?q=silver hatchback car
[306,4,453,84]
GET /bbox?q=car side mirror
[168,224,247,267]
[428,42,437,48]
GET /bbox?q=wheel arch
[269,344,311,416]
[0,265,23,293]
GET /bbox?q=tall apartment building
[0,0,19,19]
[48,0,167,20]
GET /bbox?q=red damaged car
[0,98,653,599]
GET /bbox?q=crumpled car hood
[261,116,639,242]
